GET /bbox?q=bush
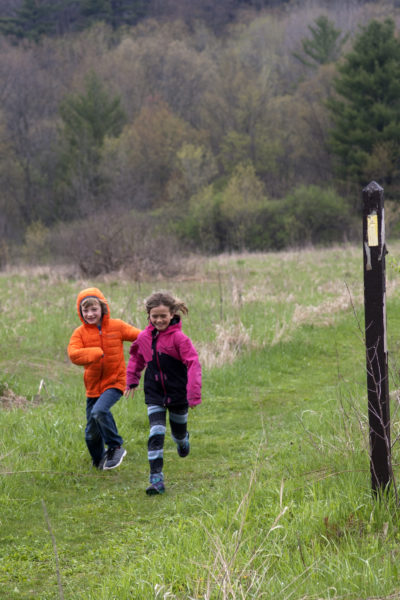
[244,199,289,250]
[178,182,355,252]
[177,165,270,253]
[49,210,185,278]
[247,186,355,250]
[22,221,51,264]
[281,185,355,246]
[175,186,226,253]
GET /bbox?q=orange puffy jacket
[68,287,141,398]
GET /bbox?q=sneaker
[146,480,165,495]
[103,446,127,470]
[177,432,190,458]
[93,451,107,470]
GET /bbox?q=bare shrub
[49,210,185,279]
[0,241,9,270]
[0,382,33,411]
[198,321,252,369]
[292,294,354,327]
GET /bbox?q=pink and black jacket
[126,317,202,408]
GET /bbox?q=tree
[106,28,217,127]
[101,98,199,210]
[219,163,268,249]
[147,0,290,33]
[58,70,126,215]
[80,0,147,29]
[270,64,336,192]
[203,48,283,183]
[0,0,57,41]
[294,15,348,68]
[0,40,61,233]
[0,0,148,39]
[166,143,218,206]
[327,18,400,193]
[60,71,125,148]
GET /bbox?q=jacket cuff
[188,398,201,407]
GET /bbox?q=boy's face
[149,305,174,331]
[82,301,102,326]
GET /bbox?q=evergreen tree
[80,0,147,30]
[80,0,109,22]
[0,0,57,41]
[58,71,126,214]
[327,18,400,191]
[0,0,148,39]
[109,0,147,28]
[60,70,125,152]
[294,15,348,68]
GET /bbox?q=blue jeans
[85,388,123,465]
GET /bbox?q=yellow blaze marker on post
[367,212,379,246]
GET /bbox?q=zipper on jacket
[98,325,104,392]
[152,332,168,404]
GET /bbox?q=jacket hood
[76,287,110,325]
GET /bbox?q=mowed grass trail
[2,243,400,599]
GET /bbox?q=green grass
[2,244,400,598]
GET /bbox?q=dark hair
[145,291,188,316]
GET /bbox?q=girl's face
[82,302,102,326]
[149,304,174,331]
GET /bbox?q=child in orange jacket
[68,287,140,470]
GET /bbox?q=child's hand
[188,399,201,409]
[124,388,135,399]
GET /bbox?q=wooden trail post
[362,180,391,492]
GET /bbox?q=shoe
[93,451,107,470]
[177,433,190,458]
[103,446,127,470]
[98,451,107,470]
[146,480,165,495]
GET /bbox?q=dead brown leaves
[0,383,38,411]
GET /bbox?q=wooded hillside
[0,0,289,38]
[1,0,399,274]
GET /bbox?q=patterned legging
[147,404,188,483]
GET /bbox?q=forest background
[2,0,400,276]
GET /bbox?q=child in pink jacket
[125,291,202,495]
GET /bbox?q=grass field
[2,242,400,599]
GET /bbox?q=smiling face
[81,300,102,326]
[149,304,174,331]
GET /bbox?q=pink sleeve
[177,335,202,407]
[126,340,145,388]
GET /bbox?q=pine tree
[109,0,147,28]
[80,0,147,30]
[80,0,110,22]
[58,71,126,212]
[0,0,148,39]
[0,0,56,41]
[327,18,400,191]
[294,15,348,68]
[60,70,125,149]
